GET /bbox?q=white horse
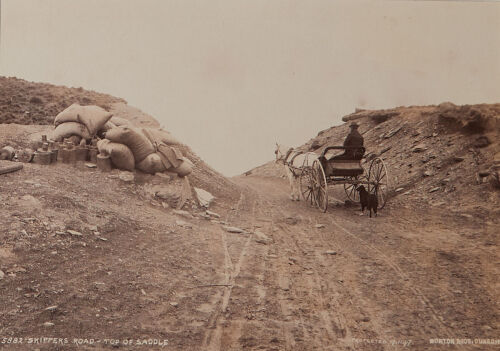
[275,143,319,201]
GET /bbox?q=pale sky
[1,0,499,175]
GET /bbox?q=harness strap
[284,149,303,178]
[283,148,293,163]
[289,152,301,165]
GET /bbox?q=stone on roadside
[155,189,180,205]
[206,210,221,218]
[285,216,298,225]
[67,230,83,236]
[412,144,427,153]
[423,170,433,177]
[315,224,325,229]
[85,162,97,168]
[429,187,440,193]
[254,230,271,244]
[43,322,54,327]
[200,212,211,220]
[194,187,215,208]
[176,220,192,228]
[325,250,337,255]
[118,171,134,183]
[173,209,192,218]
[474,136,491,148]
[222,226,245,234]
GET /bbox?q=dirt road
[0,167,498,350]
[199,175,498,351]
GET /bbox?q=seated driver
[331,122,364,160]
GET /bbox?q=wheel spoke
[376,164,383,180]
[368,157,390,209]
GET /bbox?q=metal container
[61,142,76,164]
[89,147,98,164]
[33,151,52,165]
[97,154,112,172]
[34,135,48,151]
[57,143,66,163]
[68,145,77,164]
[49,142,59,163]
[75,146,89,162]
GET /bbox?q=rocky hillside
[250,102,500,219]
[0,76,125,125]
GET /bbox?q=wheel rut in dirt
[231,175,498,350]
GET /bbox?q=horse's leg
[290,175,297,201]
[292,175,300,201]
[284,167,294,200]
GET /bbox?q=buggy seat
[319,146,365,177]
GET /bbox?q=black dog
[356,185,378,217]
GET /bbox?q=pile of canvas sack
[49,103,193,176]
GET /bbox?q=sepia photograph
[0,0,499,350]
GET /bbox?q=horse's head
[274,143,289,164]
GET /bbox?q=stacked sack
[104,126,193,177]
[48,103,193,177]
[50,104,112,143]
[96,139,135,171]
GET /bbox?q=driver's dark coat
[342,129,364,158]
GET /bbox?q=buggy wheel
[312,160,328,212]
[299,167,316,206]
[368,157,390,209]
[344,176,361,203]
